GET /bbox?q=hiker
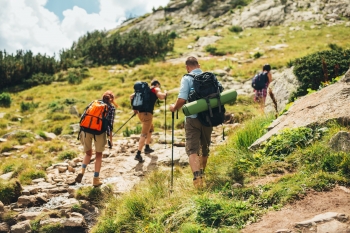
[169,56,213,188]
[254,64,273,110]
[75,90,117,187]
[130,79,167,163]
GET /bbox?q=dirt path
[241,186,350,233]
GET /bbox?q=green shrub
[228,25,243,33]
[195,197,227,227]
[0,93,11,107]
[123,125,142,137]
[58,150,77,160]
[291,48,350,99]
[39,223,64,233]
[169,31,177,39]
[52,126,63,135]
[253,52,263,59]
[259,126,326,158]
[20,101,39,112]
[0,180,22,204]
[19,169,46,185]
[205,45,217,55]
[2,164,15,173]
[24,73,54,87]
[199,0,213,11]
[11,131,35,145]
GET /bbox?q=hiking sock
[200,169,204,176]
[193,171,201,180]
[81,164,87,174]
[137,150,141,155]
[145,144,150,149]
[94,172,99,178]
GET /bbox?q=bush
[259,126,325,158]
[0,180,22,204]
[0,93,11,107]
[20,101,39,112]
[228,25,243,33]
[291,48,350,99]
[169,31,177,39]
[24,73,54,87]
[58,150,77,160]
[205,45,217,55]
[19,169,46,185]
[123,125,142,137]
[67,71,82,85]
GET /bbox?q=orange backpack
[78,100,110,138]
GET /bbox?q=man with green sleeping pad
[169,56,215,188]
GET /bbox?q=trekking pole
[165,97,167,148]
[170,111,174,192]
[108,113,136,148]
[112,113,136,137]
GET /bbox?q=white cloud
[0,0,170,57]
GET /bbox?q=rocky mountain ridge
[116,0,350,34]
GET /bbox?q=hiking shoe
[134,154,145,163]
[93,177,103,187]
[75,173,84,183]
[144,147,154,154]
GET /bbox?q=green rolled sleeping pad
[182,89,237,116]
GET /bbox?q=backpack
[78,100,110,139]
[251,72,268,90]
[187,72,225,127]
[131,81,151,112]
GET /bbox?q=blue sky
[45,0,100,20]
[0,0,170,57]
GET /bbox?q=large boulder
[265,67,301,114]
[250,68,350,149]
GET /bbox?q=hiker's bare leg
[145,132,152,145]
[138,134,147,151]
[189,153,200,173]
[83,150,93,165]
[200,156,208,171]
[94,152,103,173]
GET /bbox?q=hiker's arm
[155,87,167,100]
[169,98,186,112]
[267,72,272,83]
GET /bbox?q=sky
[0,0,170,58]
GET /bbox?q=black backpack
[251,72,268,90]
[187,72,225,127]
[132,81,151,112]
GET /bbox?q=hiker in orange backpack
[75,90,117,187]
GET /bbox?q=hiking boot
[93,177,103,187]
[75,173,84,183]
[134,154,145,163]
[144,147,154,154]
[193,177,203,189]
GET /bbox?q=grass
[91,119,350,232]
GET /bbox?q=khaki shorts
[79,131,107,153]
[185,117,213,156]
[138,112,154,135]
